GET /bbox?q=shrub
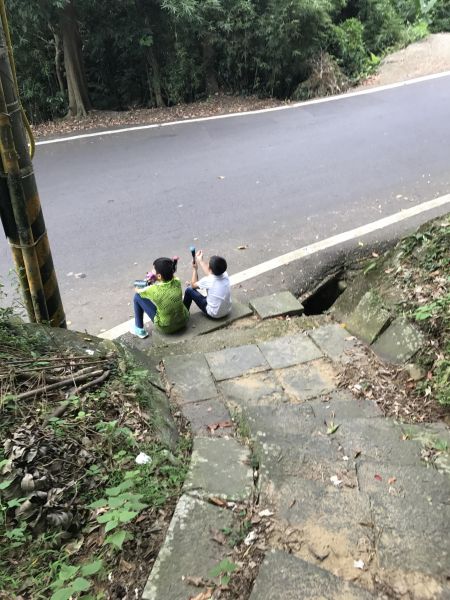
[332,18,368,79]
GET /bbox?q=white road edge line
[99,194,450,340]
[38,70,450,146]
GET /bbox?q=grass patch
[0,307,191,598]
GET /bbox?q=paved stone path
[141,317,450,599]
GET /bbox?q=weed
[209,558,237,586]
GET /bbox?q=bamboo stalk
[0,12,66,326]
[15,368,105,400]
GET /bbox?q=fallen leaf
[208,497,227,507]
[207,420,233,433]
[210,529,228,546]
[190,589,213,600]
[186,576,208,588]
[387,477,397,485]
[374,474,382,482]
[326,421,340,435]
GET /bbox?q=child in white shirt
[183,251,232,319]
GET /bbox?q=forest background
[7,0,450,124]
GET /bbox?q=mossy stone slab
[371,317,424,364]
[345,290,391,344]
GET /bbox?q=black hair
[153,257,178,281]
[209,256,227,276]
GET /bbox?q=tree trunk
[53,30,65,95]
[60,1,91,117]
[202,37,219,95]
[146,46,164,108]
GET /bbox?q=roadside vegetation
[0,295,191,599]
[398,219,450,406]
[7,0,450,123]
[340,215,450,423]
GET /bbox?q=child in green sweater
[132,257,189,338]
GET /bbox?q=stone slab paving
[152,301,253,346]
[181,397,232,435]
[307,390,383,420]
[218,371,286,408]
[142,495,233,600]
[249,291,304,319]
[258,333,323,369]
[308,323,359,362]
[371,316,424,364]
[334,418,424,467]
[270,481,374,572]
[205,344,269,381]
[164,353,217,402]
[146,311,450,599]
[256,433,348,488]
[371,494,450,581]
[249,552,376,600]
[345,290,391,344]
[183,437,253,501]
[357,460,450,504]
[275,359,337,401]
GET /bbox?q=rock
[345,291,391,344]
[372,317,424,364]
[405,363,426,381]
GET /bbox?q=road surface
[1,74,450,333]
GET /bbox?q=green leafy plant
[50,559,103,600]
[209,558,237,586]
[89,471,147,549]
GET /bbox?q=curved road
[1,74,450,333]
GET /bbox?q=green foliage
[6,0,448,121]
[50,560,103,600]
[209,557,237,586]
[332,18,368,79]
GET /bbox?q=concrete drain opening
[301,270,347,315]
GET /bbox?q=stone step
[145,314,330,366]
[370,492,450,587]
[152,301,253,347]
[249,551,377,599]
[142,495,233,600]
[183,436,253,502]
[357,459,450,504]
[334,417,424,467]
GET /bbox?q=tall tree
[59,0,91,116]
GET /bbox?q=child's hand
[196,250,203,261]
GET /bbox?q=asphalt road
[1,75,450,333]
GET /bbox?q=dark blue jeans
[134,293,157,328]
[183,287,208,314]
